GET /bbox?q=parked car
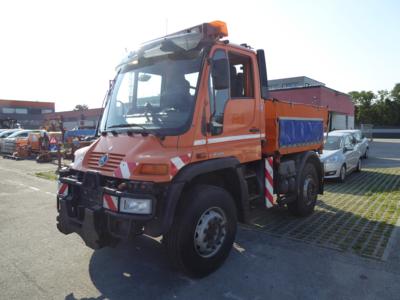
[0,129,22,152]
[1,130,43,154]
[320,132,362,182]
[0,129,21,138]
[334,129,369,158]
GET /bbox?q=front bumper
[56,171,158,249]
[323,161,341,179]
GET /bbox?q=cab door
[206,47,261,163]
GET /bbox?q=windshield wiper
[107,123,153,136]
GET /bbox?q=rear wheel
[364,148,369,159]
[164,184,237,278]
[287,163,319,217]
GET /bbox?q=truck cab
[57,21,326,277]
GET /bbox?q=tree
[349,91,375,107]
[391,83,400,102]
[73,104,89,111]
[349,91,376,124]
[349,84,400,127]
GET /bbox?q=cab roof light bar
[165,20,228,41]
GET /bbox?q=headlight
[326,155,340,163]
[120,197,152,214]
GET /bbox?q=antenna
[165,18,168,35]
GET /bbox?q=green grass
[35,171,58,181]
[247,167,400,260]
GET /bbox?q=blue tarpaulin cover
[279,119,323,147]
[64,129,96,141]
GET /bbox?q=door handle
[249,127,260,133]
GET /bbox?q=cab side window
[209,49,229,135]
[228,52,254,98]
[354,132,362,142]
[344,135,353,149]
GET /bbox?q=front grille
[87,151,125,172]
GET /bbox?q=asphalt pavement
[0,139,400,300]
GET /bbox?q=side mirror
[344,146,353,152]
[211,59,229,90]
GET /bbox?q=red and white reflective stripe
[58,183,68,197]
[114,161,138,179]
[264,157,275,208]
[103,194,118,212]
[170,154,191,177]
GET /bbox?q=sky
[0,0,399,111]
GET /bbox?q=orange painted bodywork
[75,42,326,183]
[74,135,187,182]
[15,138,28,148]
[263,99,328,155]
[27,133,41,151]
[27,132,62,152]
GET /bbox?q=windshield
[324,135,342,150]
[7,131,29,138]
[0,130,17,138]
[100,34,205,136]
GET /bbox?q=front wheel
[356,158,362,172]
[287,162,319,217]
[164,184,237,278]
[338,165,346,183]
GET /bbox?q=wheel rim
[194,207,227,258]
[303,176,317,205]
[341,166,346,180]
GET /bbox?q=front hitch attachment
[57,198,118,249]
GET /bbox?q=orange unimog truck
[57,21,328,277]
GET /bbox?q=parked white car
[334,129,369,158]
[1,130,32,154]
[0,129,22,153]
[320,132,362,182]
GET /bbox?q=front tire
[338,165,346,183]
[164,184,237,278]
[287,163,319,217]
[356,159,362,172]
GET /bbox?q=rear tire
[164,184,237,278]
[287,163,319,217]
[363,148,369,159]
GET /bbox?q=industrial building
[43,108,103,130]
[268,76,354,130]
[0,99,55,129]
